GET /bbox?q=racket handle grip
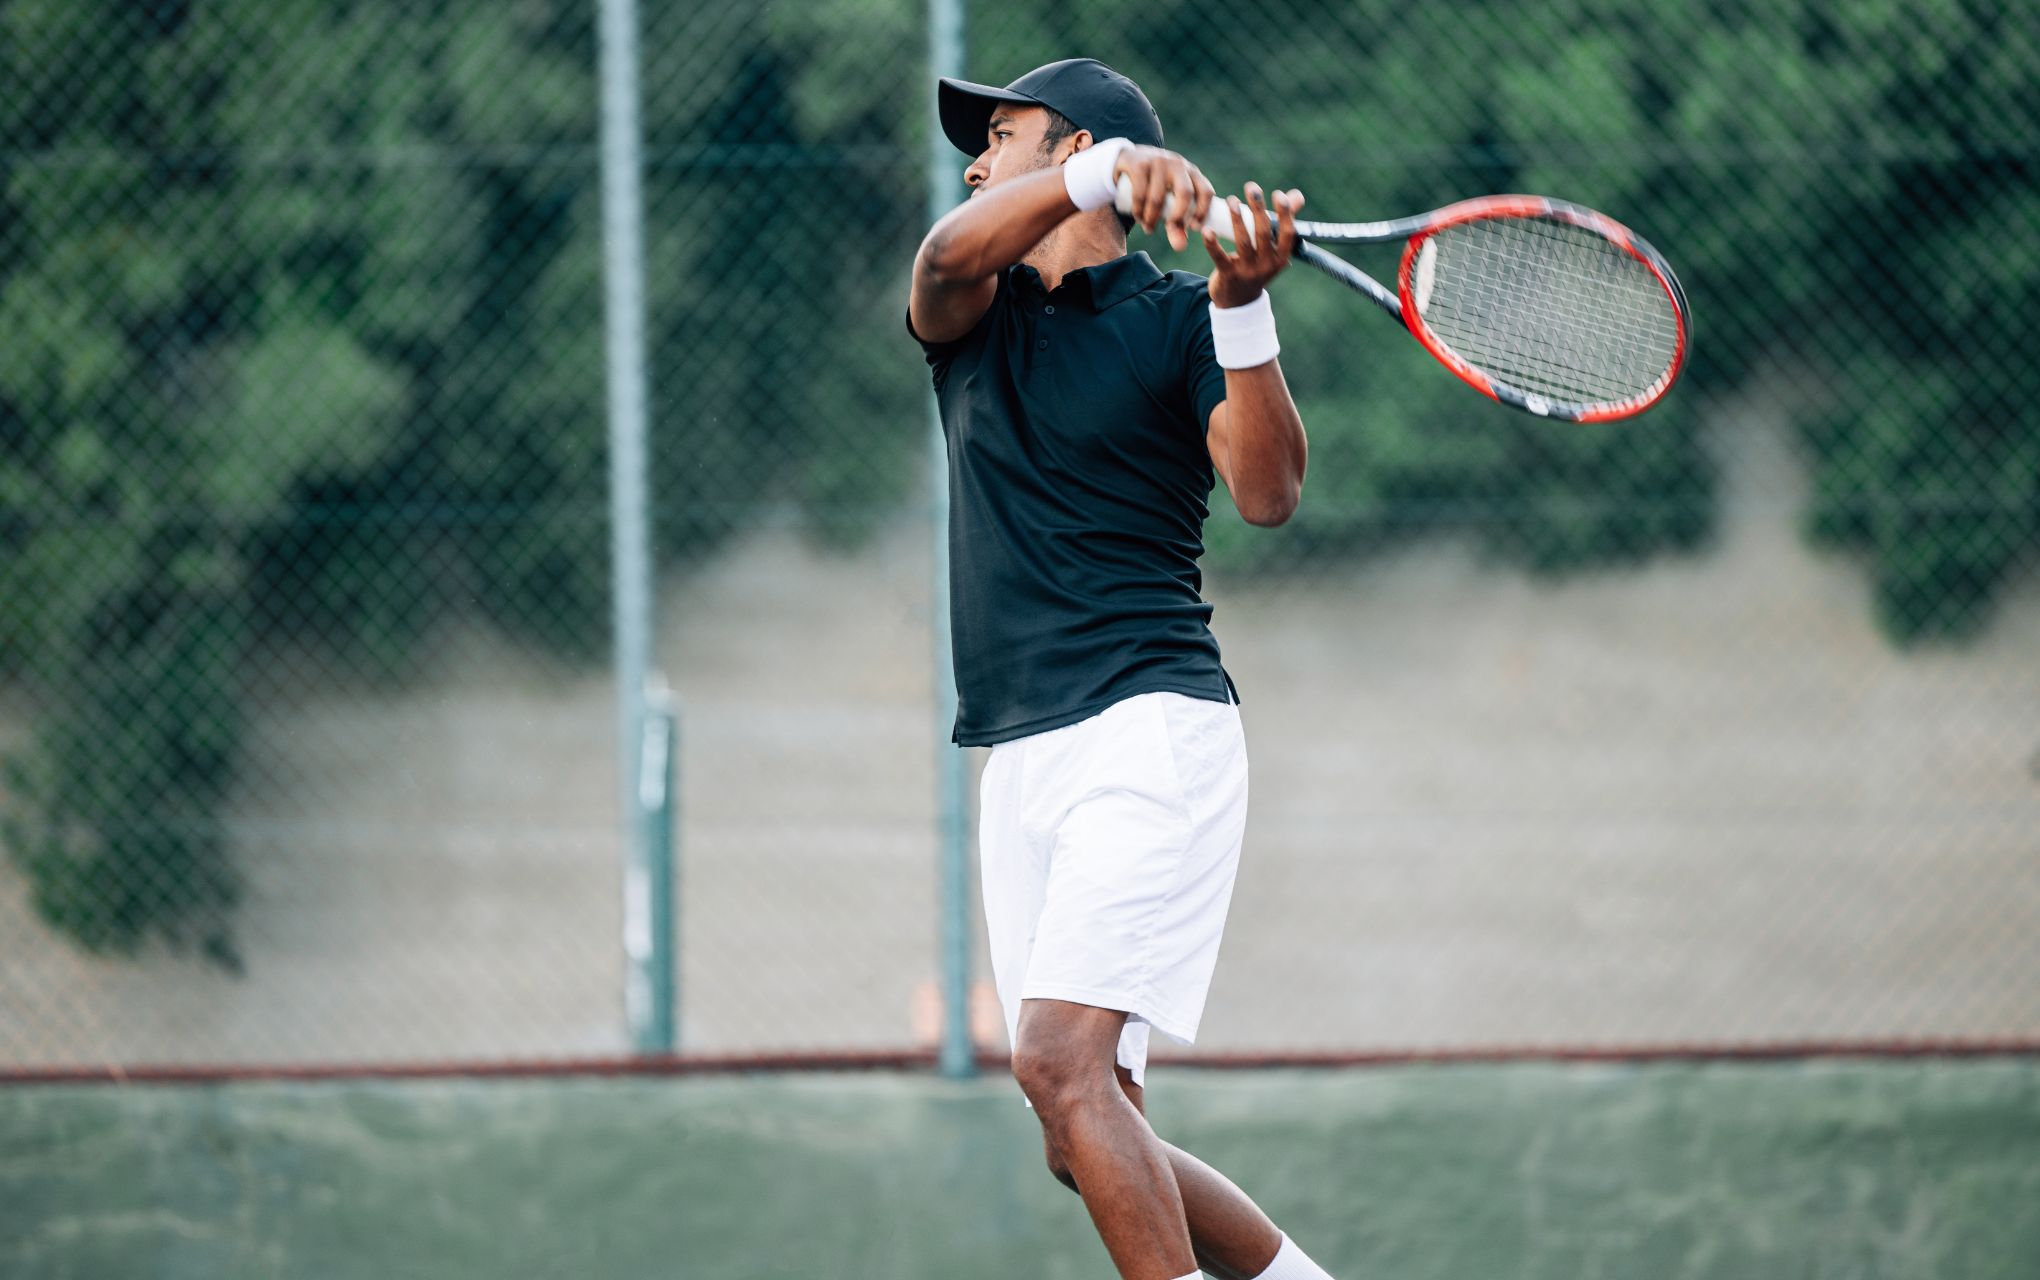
[1113,173,1154,219]
[1114,174,1257,245]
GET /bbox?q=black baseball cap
[938,57,1163,157]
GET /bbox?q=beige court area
[3,398,2037,1069]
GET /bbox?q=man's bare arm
[911,167,1080,344]
[1203,183,1309,527]
[1207,366,1307,527]
[910,143,1212,344]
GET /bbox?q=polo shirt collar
[1012,251,1165,311]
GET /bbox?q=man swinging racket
[907,58,1338,1280]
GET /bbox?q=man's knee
[1011,999,1126,1116]
[1010,1037,1092,1115]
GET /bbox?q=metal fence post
[636,678,679,1051]
[598,0,669,1054]
[926,0,974,1079]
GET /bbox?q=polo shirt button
[1037,338,1048,349]
[1044,305,1055,315]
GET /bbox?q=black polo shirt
[909,250,1235,746]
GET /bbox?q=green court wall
[4,1059,2036,1279]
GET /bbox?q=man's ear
[1060,129,1095,162]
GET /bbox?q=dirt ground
[4,399,2036,1068]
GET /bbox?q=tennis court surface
[6,1060,2036,1279]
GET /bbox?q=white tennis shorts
[979,690,1249,1089]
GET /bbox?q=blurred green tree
[0,0,605,963]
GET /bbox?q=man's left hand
[1203,183,1305,309]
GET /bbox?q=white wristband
[1062,136,1133,212]
[1208,291,1279,369]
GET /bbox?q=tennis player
[907,58,1335,1280]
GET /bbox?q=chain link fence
[3,0,2036,1072]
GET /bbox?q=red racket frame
[1389,196,1690,422]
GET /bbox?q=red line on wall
[4,1037,2036,1087]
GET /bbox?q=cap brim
[937,76,1043,157]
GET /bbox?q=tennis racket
[1117,179,1690,423]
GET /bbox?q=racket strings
[1416,216,1681,407]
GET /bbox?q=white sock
[1253,1232,1336,1280]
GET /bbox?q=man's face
[964,105,1072,195]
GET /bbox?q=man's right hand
[1111,145,1215,252]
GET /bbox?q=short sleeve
[906,276,1005,392]
[1185,293,1230,431]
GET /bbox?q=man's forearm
[1199,183,1310,527]
[1217,361,1307,527]
[915,167,1080,284]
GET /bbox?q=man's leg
[1042,1064,1284,1280]
[1011,998,1200,1280]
